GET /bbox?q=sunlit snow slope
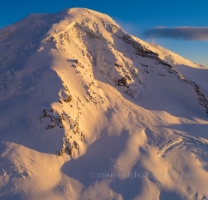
[0,8,208,200]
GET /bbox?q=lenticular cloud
[143,27,208,41]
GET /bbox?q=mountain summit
[0,8,208,200]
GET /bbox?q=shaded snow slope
[0,8,208,200]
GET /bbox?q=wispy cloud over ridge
[143,27,208,41]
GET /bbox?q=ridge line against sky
[0,0,207,67]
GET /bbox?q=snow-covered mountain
[0,8,208,200]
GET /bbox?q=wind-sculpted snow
[0,7,208,200]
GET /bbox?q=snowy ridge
[0,8,208,200]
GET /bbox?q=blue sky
[0,0,207,66]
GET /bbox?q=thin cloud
[113,17,140,36]
[143,27,208,41]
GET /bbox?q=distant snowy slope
[0,8,208,200]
